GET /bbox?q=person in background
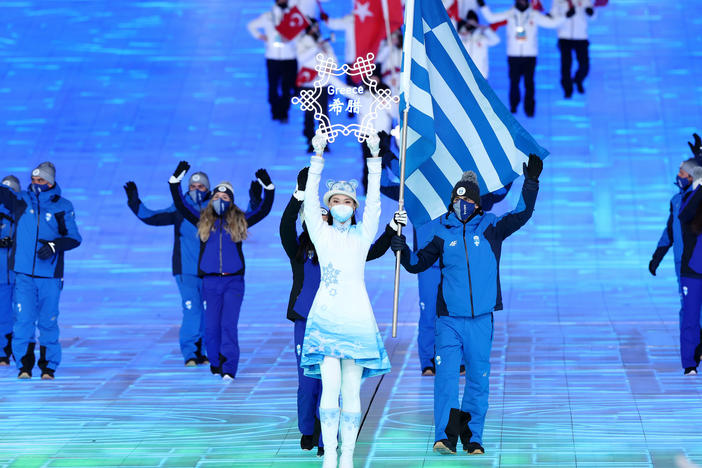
[0,175,20,366]
[457,10,500,80]
[550,0,596,98]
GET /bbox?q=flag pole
[391,0,415,338]
[380,0,393,49]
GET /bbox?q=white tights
[319,356,363,412]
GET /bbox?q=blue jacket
[0,184,81,279]
[128,191,206,276]
[0,202,15,285]
[654,187,689,272]
[399,179,538,318]
[678,186,702,279]
[170,182,274,276]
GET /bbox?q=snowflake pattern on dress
[320,262,341,289]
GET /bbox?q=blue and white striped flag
[399,0,549,226]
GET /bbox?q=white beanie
[323,179,359,207]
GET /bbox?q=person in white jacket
[247,0,302,122]
[550,0,596,97]
[457,11,500,80]
[300,130,391,468]
[478,0,572,116]
[375,29,403,95]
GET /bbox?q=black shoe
[421,366,435,376]
[564,91,573,99]
[300,434,315,451]
[185,359,197,367]
[0,356,9,366]
[41,368,55,380]
[18,369,32,379]
[684,367,697,376]
[574,79,585,94]
[464,442,485,455]
[316,446,324,457]
[433,439,457,455]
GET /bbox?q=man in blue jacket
[391,155,542,455]
[0,175,21,365]
[124,172,213,367]
[0,162,82,379]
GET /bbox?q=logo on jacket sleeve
[45,213,52,222]
[473,235,480,247]
[449,240,457,247]
[436,355,442,366]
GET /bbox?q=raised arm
[478,2,511,24]
[0,185,19,210]
[245,169,275,228]
[124,181,178,226]
[367,210,407,261]
[280,167,309,260]
[303,133,330,244]
[361,133,382,242]
[534,9,567,28]
[168,161,201,226]
[494,155,541,240]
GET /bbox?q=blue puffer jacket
[0,184,82,279]
[0,202,15,285]
[678,185,702,279]
[170,182,274,276]
[128,191,206,276]
[400,179,538,318]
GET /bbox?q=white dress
[300,156,391,379]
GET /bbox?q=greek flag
[399,0,549,226]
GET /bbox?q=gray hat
[451,171,481,205]
[189,172,210,190]
[1,175,20,193]
[31,161,56,185]
[681,158,700,176]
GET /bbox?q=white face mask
[330,205,354,223]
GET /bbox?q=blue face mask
[30,183,50,194]
[213,199,231,216]
[677,176,692,190]
[453,199,476,223]
[189,189,207,205]
[330,205,354,223]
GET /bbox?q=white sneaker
[222,374,235,382]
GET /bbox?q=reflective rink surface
[1,0,701,466]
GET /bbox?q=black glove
[566,6,576,17]
[256,168,272,187]
[689,133,702,160]
[649,246,667,276]
[37,239,56,260]
[249,180,262,206]
[477,0,485,7]
[0,237,12,248]
[523,154,543,181]
[124,181,139,205]
[390,234,407,253]
[585,6,594,16]
[173,161,190,180]
[297,167,310,192]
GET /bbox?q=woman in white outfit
[300,131,391,468]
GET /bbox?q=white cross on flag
[276,6,309,41]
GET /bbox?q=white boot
[338,411,361,468]
[320,407,340,468]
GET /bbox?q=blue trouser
[294,319,323,445]
[0,283,13,358]
[417,266,440,370]
[434,314,493,445]
[175,274,206,362]
[680,276,702,369]
[202,275,245,376]
[12,273,62,371]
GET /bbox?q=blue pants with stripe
[294,319,322,445]
[175,274,206,362]
[12,273,62,371]
[434,314,493,445]
[680,276,702,369]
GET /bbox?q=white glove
[311,130,328,155]
[390,125,401,143]
[367,132,381,157]
[389,209,407,231]
[693,167,702,190]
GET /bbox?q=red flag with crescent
[353,0,404,60]
[296,67,318,87]
[446,0,459,21]
[276,6,310,41]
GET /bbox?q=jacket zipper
[31,194,40,276]
[219,222,223,274]
[462,224,476,318]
